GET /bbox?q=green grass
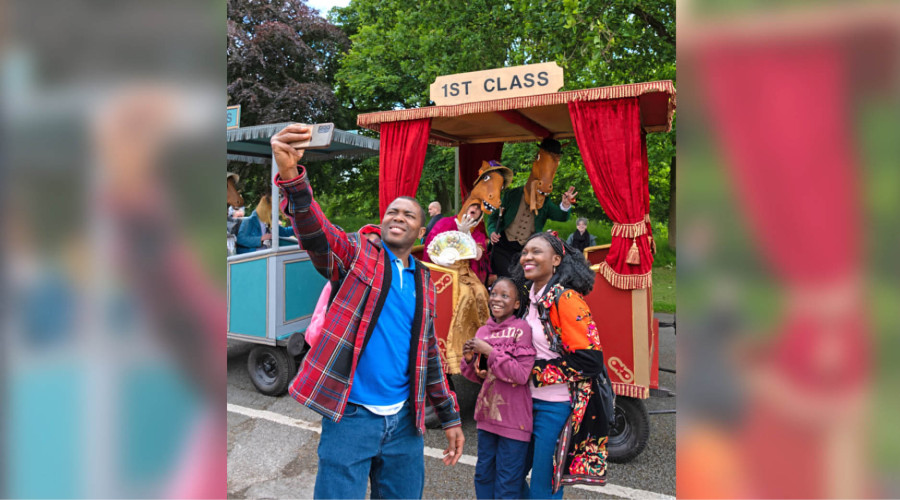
[652,265,676,313]
[544,218,614,245]
[544,219,676,312]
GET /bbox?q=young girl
[461,277,536,499]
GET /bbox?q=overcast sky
[306,0,352,17]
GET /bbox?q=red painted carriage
[357,78,675,462]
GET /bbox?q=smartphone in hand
[290,123,335,149]
[477,353,488,372]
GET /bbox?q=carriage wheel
[607,396,650,463]
[247,346,295,396]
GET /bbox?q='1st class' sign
[429,62,564,106]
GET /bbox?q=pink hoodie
[460,316,536,442]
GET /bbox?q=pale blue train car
[227,122,379,395]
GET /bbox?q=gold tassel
[626,238,640,265]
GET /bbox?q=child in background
[461,277,536,499]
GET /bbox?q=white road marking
[228,403,674,500]
[579,482,675,500]
[228,403,322,433]
[422,446,478,467]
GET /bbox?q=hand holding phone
[477,353,488,372]
[290,122,335,150]
[271,124,310,179]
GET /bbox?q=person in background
[424,202,491,371]
[235,193,294,254]
[423,160,512,371]
[270,123,464,500]
[566,217,597,253]
[424,201,444,241]
[487,139,577,277]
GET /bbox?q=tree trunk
[668,154,676,250]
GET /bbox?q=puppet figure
[487,139,577,277]
[425,160,512,372]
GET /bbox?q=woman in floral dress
[511,231,610,498]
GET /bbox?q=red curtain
[701,45,859,285]
[700,43,868,498]
[458,142,504,202]
[568,97,653,289]
[378,118,432,217]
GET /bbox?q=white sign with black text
[430,62,564,106]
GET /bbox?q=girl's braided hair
[509,231,595,296]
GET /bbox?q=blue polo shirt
[348,245,417,408]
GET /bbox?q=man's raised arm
[271,124,354,281]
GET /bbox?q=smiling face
[519,236,562,288]
[489,279,520,322]
[380,198,425,251]
[577,220,587,233]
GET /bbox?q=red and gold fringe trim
[425,137,456,147]
[598,262,652,290]
[611,220,648,238]
[612,382,649,399]
[357,80,676,132]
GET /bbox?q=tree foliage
[331,0,517,112]
[329,0,675,223]
[226,0,675,227]
[227,0,350,126]
[227,0,353,208]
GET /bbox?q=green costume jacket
[487,185,571,236]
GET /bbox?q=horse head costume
[227,172,244,208]
[458,160,513,219]
[523,138,562,214]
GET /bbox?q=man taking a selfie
[270,124,464,499]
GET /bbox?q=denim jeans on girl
[314,402,424,499]
[474,429,530,499]
[520,398,571,499]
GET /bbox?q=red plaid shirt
[276,168,461,433]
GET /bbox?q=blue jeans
[474,429,530,499]
[521,399,571,499]
[315,402,424,499]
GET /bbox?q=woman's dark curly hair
[509,231,595,296]
[488,276,529,319]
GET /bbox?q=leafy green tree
[329,0,676,243]
[227,0,350,126]
[331,0,518,112]
[227,0,354,208]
